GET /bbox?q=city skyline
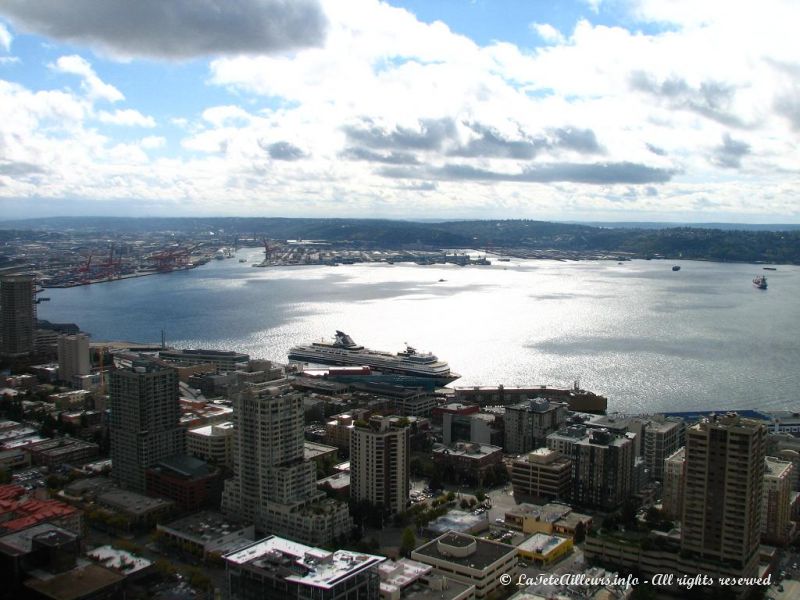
[0,1,798,223]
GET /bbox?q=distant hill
[2,216,799,264]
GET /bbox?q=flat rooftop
[225,536,384,589]
[413,533,515,571]
[24,563,124,600]
[518,533,570,555]
[161,510,250,541]
[87,545,152,575]
[432,443,502,458]
[304,441,339,460]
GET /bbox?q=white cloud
[530,23,565,45]
[97,108,156,127]
[0,22,12,51]
[52,54,123,102]
[0,0,799,220]
[0,56,20,65]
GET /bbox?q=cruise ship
[288,331,459,386]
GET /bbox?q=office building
[511,448,572,503]
[0,274,36,358]
[443,411,503,447]
[681,414,766,575]
[221,381,352,546]
[431,442,503,485]
[57,333,90,384]
[412,532,519,600]
[505,398,569,454]
[762,456,795,545]
[109,357,185,492]
[350,416,410,516]
[225,535,384,600]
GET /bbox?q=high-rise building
[222,381,352,546]
[350,416,410,516]
[546,425,634,510]
[109,357,185,492]
[662,447,686,520]
[681,414,766,575]
[762,456,795,545]
[505,398,569,454]
[0,275,36,358]
[57,333,91,383]
[643,417,684,480]
[511,448,572,503]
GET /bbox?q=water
[37,250,800,414]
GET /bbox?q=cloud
[341,147,420,165]
[530,23,565,45]
[380,162,676,185]
[630,71,745,127]
[774,90,800,131]
[646,143,667,156]
[0,0,327,59]
[97,108,156,127]
[0,159,46,176]
[140,136,166,149]
[710,133,750,169]
[450,124,601,158]
[343,118,457,151]
[0,21,11,51]
[262,140,305,161]
[52,55,123,102]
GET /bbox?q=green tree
[400,527,416,557]
[475,489,486,503]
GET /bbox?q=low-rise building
[26,437,99,468]
[0,484,83,535]
[157,511,254,560]
[411,532,519,600]
[504,503,592,538]
[378,558,474,600]
[187,421,235,469]
[304,441,339,465]
[511,448,572,503]
[225,535,384,600]
[431,443,503,484]
[145,454,223,511]
[96,488,174,531]
[516,533,573,565]
[317,471,350,499]
[86,545,154,581]
[425,510,489,537]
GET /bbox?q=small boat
[438,278,446,282]
[763,267,777,271]
[753,275,767,289]
[238,258,247,263]
[672,265,681,271]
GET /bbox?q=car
[495,518,504,523]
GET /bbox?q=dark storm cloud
[630,71,745,127]
[0,0,327,59]
[379,161,676,185]
[262,141,305,161]
[340,147,420,165]
[0,160,46,176]
[710,133,750,169]
[343,118,457,151]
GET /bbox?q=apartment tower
[681,413,766,575]
[0,274,36,358]
[350,416,410,517]
[58,333,91,383]
[109,357,185,492]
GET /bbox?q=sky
[0,0,798,223]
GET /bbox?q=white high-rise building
[222,381,352,546]
[350,416,410,516]
[58,333,91,383]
